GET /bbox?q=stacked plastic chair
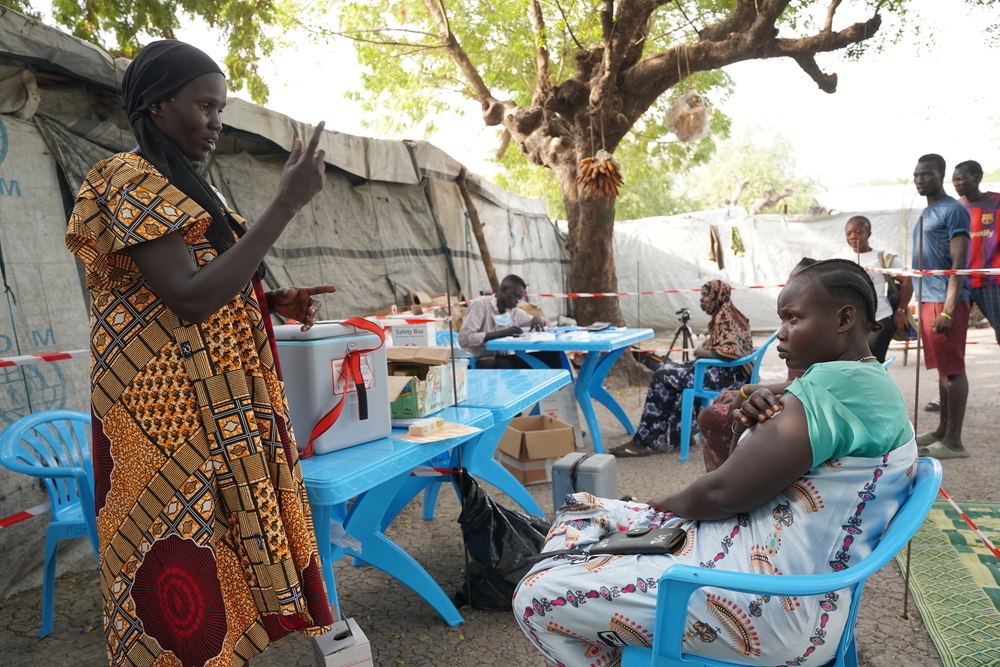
[0,410,98,637]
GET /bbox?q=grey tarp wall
[0,7,568,599]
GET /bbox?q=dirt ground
[1,328,996,666]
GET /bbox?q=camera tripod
[665,309,695,362]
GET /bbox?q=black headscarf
[121,40,244,256]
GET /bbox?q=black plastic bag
[453,471,551,611]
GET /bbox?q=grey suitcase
[551,452,617,510]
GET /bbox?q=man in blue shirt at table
[459,274,558,369]
[911,153,971,460]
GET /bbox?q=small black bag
[528,526,686,563]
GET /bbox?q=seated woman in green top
[513,259,916,667]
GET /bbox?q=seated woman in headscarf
[513,259,916,667]
[610,280,752,457]
[698,258,818,471]
[65,40,336,666]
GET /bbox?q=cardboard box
[388,321,436,347]
[533,384,584,449]
[313,617,373,667]
[406,290,463,316]
[387,347,468,418]
[517,301,549,321]
[496,415,575,485]
[497,454,555,486]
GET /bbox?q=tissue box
[313,618,373,667]
[387,347,468,418]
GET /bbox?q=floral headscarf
[701,280,753,360]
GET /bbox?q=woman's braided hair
[792,258,883,332]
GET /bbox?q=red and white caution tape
[0,502,51,528]
[408,466,459,477]
[867,266,1000,278]
[938,488,1000,560]
[0,349,89,368]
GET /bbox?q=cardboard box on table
[386,347,468,419]
[496,415,575,485]
[388,321,437,347]
[313,617,373,667]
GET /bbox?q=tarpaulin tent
[0,5,568,598]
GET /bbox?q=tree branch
[529,0,553,107]
[601,0,615,41]
[619,8,882,128]
[791,54,836,92]
[591,0,661,109]
[553,0,585,50]
[422,0,501,121]
[824,0,843,33]
[698,0,766,41]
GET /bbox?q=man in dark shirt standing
[912,154,971,459]
[952,160,1000,344]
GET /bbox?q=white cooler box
[274,322,390,455]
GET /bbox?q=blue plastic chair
[883,356,896,369]
[435,329,476,368]
[0,410,98,637]
[620,456,942,667]
[678,331,778,461]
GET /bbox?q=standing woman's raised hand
[276,122,328,215]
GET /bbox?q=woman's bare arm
[648,394,813,520]
[126,124,327,323]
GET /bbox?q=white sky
[175,0,999,195]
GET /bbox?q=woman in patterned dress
[610,280,753,457]
[514,259,917,667]
[65,40,337,667]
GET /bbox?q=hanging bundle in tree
[576,149,624,197]
[666,92,711,142]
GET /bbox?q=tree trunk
[560,176,625,327]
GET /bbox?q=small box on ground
[313,617,373,667]
[533,384,584,449]
[387,347,468,419]
[551,452,617,509]
[497,415,575,485]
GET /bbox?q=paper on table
[392,422,481,444]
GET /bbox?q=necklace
[858,355,878,363]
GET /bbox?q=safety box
[274,322,390,455]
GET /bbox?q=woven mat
[894,501,1000,666]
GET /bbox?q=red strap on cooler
[301,317,386,459]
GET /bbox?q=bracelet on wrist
[738,385,751,400]
[896,308,905,314]
[940,311,952,320]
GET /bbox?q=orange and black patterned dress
[66,153,333,667]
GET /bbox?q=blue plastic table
[487,327,654,453]
[300,406,493,626]
[425,368,571,518]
